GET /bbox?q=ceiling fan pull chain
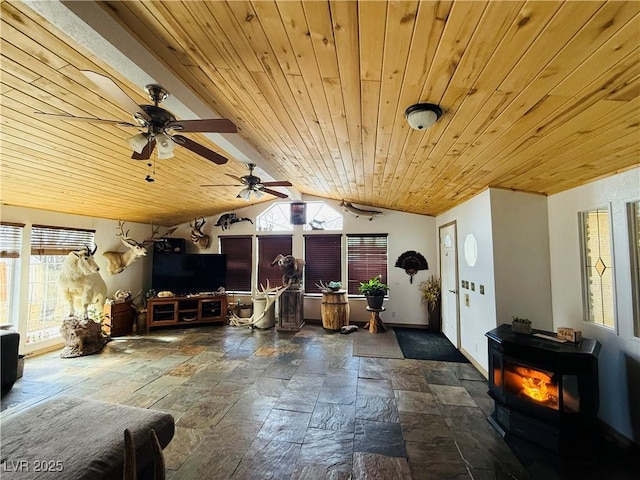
[145,159,156,183]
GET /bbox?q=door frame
[439,221,460,348]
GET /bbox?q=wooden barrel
[321,291,350,331]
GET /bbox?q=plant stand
[276,289,305,331]
[428,301,441,333]
[364,306,386,333]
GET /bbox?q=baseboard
[385,323,429,329]
[460,346,488,379]
[599,419,640,452]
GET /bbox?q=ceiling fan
[35,70,236,165]
[202,163,292,199]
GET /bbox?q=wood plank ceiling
[1,1,638,226]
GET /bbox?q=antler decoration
[228,280,287,329]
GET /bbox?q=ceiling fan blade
[131,139,155,160]
[172,135,228,165]
[34,111,137,127]
[262,187,289,199]
[262,181,293,187]
[225,174,244,182]
[80,70,149,121]
[167,119,237,133]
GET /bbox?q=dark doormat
[394,327,469,363]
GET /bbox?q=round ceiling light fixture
[405,103,442,130]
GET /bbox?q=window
[304,235,342,294]
[346,234,388,295]
[628,201,640,337]
[257,236,292,289]
[220,236,253,293]
[304,202,343,231]
[256,203,293,232]
[579,209,614,328]
[257,201,344,232]
[28,225,96,345]
[0,222,24,325]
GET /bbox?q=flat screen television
[152,253,226,295]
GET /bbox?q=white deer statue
[103,221,160,275]
[59,245,107,317]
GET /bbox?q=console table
[146,295,228,333]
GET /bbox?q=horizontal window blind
[31,225,95,255]
[258,236,292,289]
[220,236,252,292]
[304,235,342,293]
[0,223,24,258]
[347,234,388,295]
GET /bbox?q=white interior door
[440,222,460,347]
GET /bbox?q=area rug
[353,328,404,359]
[394,328,470,363]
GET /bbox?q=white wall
[435,189,554,373]
[547,167,640,442]
[436,190,496,372]
[491,189,553,331]
[172,196,437,326]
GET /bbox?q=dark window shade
[258,236,292,289]
[304,235,342,293]
[0,223,24,258]
[30,225,96,256]
[347,234,388,295]
[220,236,252,292]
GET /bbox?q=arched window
[256,201,343,232]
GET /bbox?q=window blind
[31,225,96,255]
[220,236,253,292]
[258,236,292,289]
[304,235,342,293]
[346,234,388,295]
[0,222,24,258]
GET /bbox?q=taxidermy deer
[59,245,107,317]
[103,221,160,275]
[189,217,210,250]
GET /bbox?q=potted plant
[359,274,389,309]
[419,276,441,332]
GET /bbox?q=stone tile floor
[1,324,636,479]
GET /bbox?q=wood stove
[486,324,601,454]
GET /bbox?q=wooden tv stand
[146,294,228,333]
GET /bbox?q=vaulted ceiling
[1,1,638,225]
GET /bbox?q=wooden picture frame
[290,202,306,225]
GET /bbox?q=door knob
[449,289,458,294]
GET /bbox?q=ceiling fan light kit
[128,132,150,154]
[156,133,175,159]
[405,103,442,130]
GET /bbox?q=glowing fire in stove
[517,367,554,402]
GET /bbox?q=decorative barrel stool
[321,290,350,331]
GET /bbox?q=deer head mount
[103,221,168,275]
[189,217,210,250]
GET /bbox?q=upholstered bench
[0,396,174,479]
[1,329,20,394]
